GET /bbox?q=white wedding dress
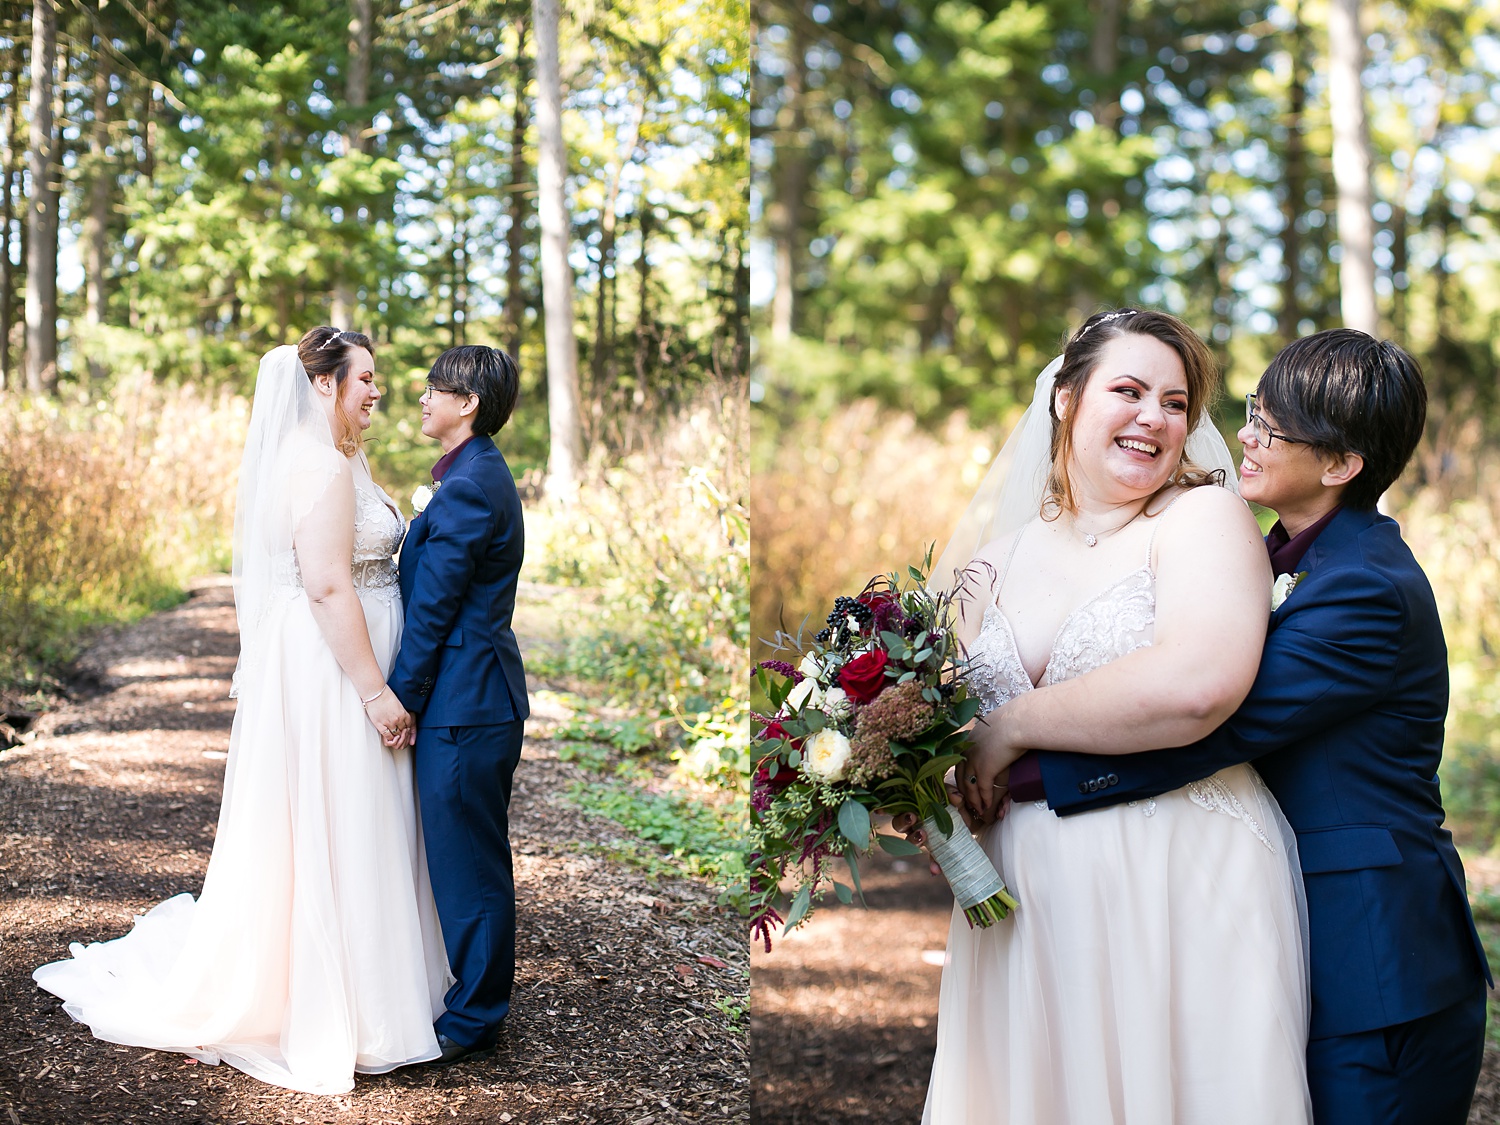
[924,532,1312,1123]
[34,462,451,1094]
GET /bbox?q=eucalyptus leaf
[804,709,826,733]
[832,881,854,905]
[844,849,867,905]
[838,799,872,848]
[897,670,916,683]
[877,833,925,856]
[784,884,813,928]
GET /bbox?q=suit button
[1107,773,1119,786]
[1095,776,1109,790]
[1078,781,1089,794]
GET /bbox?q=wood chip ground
[751,819,1500,1124]
[0,578,748,1124]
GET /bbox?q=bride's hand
[960,710,1024,822]
[890,784,982,878]
[364,687,411,747]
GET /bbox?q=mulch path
[0,578,748,1125]
[751,836,1500,1125]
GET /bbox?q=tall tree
[332,0,374,328]
[504,16,531,361]
[24,0,58,394]
[0,33,18,391]
[84,38,113,381]
[533,0,582,495]
[590,97,644,406]
[1279,3,1309,345]
[1328,0,1378,334]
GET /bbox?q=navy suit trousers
[1306,989,1486,1125]
[415,720,525,1048]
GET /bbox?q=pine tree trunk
[1328,0,1378,335]
[533,0,582,496]
[768,22,809,344]
[85,40,112,381]
[591,100,644,410]
[333,0,374,327]
[504,17,531,363]
[1279,5,1306,345]
[1089,0,1122,129]
[0,42,15,392]
[24,0,58,394]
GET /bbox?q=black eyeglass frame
[422,383,475,399]
[1244,393,1313,449]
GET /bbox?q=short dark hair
[1256,329,1427,510]
[428,345,520,436]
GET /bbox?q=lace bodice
[965,564,1155,714]
[272,477,403,600]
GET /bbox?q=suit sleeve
[1039,564,1406,815]
[388,475,494,715]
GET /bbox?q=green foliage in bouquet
[748,551,1015,948]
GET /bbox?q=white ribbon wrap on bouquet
[924,814,1006,910]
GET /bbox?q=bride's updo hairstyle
[297,326,376,456]
[1043,308,1222,519]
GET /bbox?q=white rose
[786,678,823,713]
[821,686,853,721]
[803,729,853,783]
[1270,570,1305,611]
[798,654,823,679]
[411,484,435,515]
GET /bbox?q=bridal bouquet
[748,553,1018,951]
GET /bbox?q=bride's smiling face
[1054,333,1190,502]
[337,347,380,431]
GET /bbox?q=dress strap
[993,522,1028,603]
[1145,489,1190,572]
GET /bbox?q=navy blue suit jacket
[1036,507,1489,1040]
[390,435,530,726]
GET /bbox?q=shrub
[535,380,749,787]
[0,379,246,692]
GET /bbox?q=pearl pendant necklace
[1083,533,1098,547]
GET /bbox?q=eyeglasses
[422,384,470,398]
[1244,394,1310,449]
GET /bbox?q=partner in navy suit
[388,345,530,1063]
[966,331,1489,1125]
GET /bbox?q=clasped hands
[364,685,417,748]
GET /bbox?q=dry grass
[536,381,750,712]
[750,400,1014,657]
[0,378,246,691]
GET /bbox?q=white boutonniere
[1271,570,1307,611]
[411,481,440,515]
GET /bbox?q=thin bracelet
[360,686,387,707]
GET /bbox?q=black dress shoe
[427,1034,492,1066]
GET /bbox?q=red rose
[838,650,890,704]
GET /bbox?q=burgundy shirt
[431,435,477,482]
[1007,505,1344,804]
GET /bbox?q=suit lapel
[1268,507,1380,624]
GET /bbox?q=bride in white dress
[33,329,450,1094]
[918,310,1311,1123]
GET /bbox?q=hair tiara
[1076,309,1138,340]
[317,329,346,351]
